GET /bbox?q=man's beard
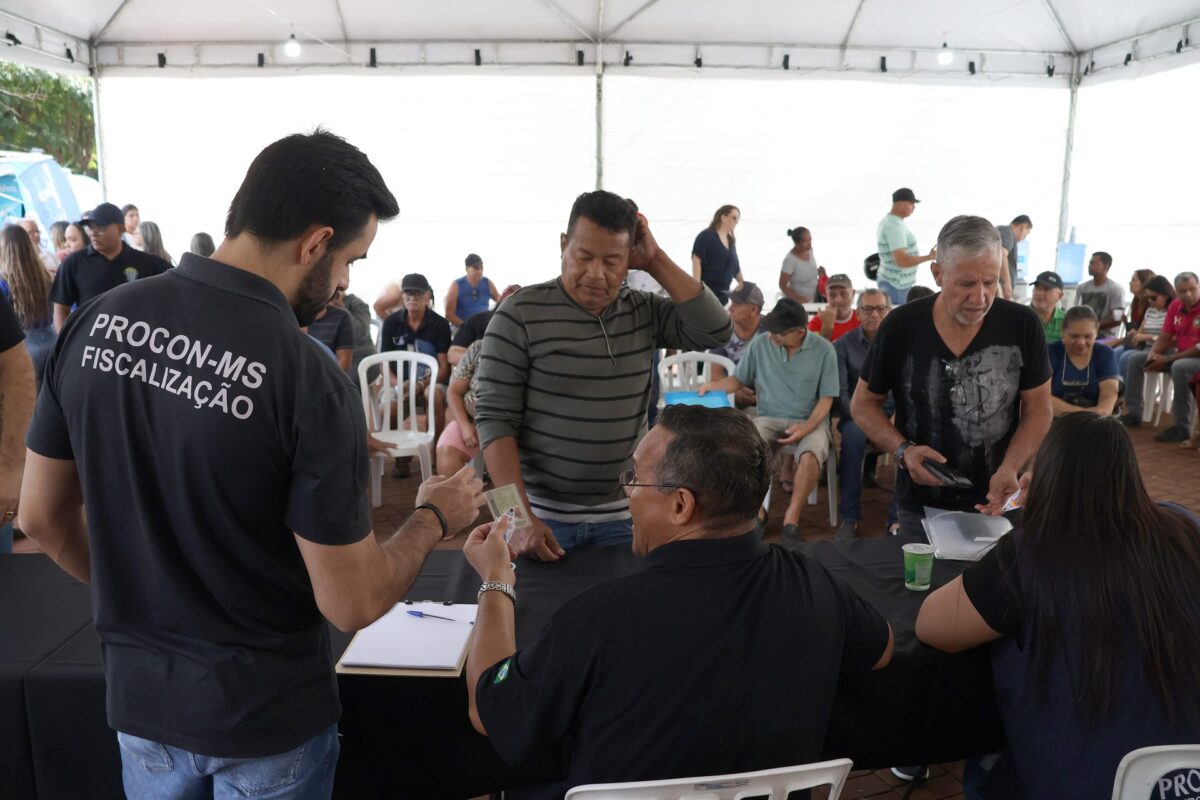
[293,249,336,327]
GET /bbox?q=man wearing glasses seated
[461,405,893,799]
[851,215,1052,539]
[833,288,892,541]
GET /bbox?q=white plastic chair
[1141,371,1174,426]
[358,352,439,508]
[761,427,839,528]
[658,352,737,408]
[368,318,383,352]
[1111,744,1200,800]
[565,759,853,800]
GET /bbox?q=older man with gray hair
[852,215,1052,540]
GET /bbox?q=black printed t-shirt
[49,242,171,307]
[862,295,1050,513]
[961,508,1200,799]
[26,253,371,758]
[475,533,889,800]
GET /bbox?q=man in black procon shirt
[50,202,172,330]
[20,132,484,799]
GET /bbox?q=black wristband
[415,502,450,539]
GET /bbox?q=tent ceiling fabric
[2,0,1199,80]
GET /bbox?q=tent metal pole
[1056,58,1079,245]
[90,61,107,198]
[595,67,604,190]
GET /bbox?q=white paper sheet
[339,602,477,671]
[921,507,1013,561]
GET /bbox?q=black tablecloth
[0,537,1004,799]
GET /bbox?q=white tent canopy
[4,0,1200,82]
[2,1,1198,302]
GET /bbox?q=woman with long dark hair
[0,225,56,383]
[915,413,1200,798]
[691,204,742,305]
[1126,268,1155,329]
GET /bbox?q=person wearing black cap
[380,272,453,475]
[699,298,840,543]
[18,130,485,798]
[445,253,500,328]
[1029,270,1066,342]
[49,202,171,331]
[876,188,935,306]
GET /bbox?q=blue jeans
[0,521,11,554]
[118,725,339,800]
[876,279,911,306]
[838,419,869,522]
[543,517,633,550]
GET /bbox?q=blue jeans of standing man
[118,725,339,800]
[876,279,910,306]
[838,419,869,523]
[543,517,633,550]
[0,521,11,554]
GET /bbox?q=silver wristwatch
[477,581,516,605]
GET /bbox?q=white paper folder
[336,601,477,677]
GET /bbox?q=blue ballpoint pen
[406,610,459,622]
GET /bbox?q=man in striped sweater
[474,191,732,560]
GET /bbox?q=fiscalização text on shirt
[80,313,266,420]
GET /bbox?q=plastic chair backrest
[1111,745,1200,800]
[357,351,439,437]
[369,318,383,352]
[659,352,737,395]
[565,759,853,800]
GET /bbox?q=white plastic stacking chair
[368,318,382,352]
[358,352,439,508]
[761,434,839,528]
[657,352,737,408]
[1154,375,1175,427]
[1111,745,1200,800]
[565,758,853,800]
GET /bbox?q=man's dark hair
[566,190,638,241]
[121,204,138,214]
[905,285,935,302]
[1093,251,1113,269]
[655,405,774,530]
[1011,215,1032,227]
[465,253,483,267]
[225,129,399,251]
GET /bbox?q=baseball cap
[1032,271,1064,291]
[762,298,809,333]
[728,282,764,309]
[892,188,920,203]
[826,273,853,290]
[81,202,124,228]
[401,273,432,293]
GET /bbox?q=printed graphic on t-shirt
[902,344,1022,452]
[1076,290,1109,317]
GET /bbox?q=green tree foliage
[0,62,96,177]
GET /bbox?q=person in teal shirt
[876,188,935,305]
[699,298,839,543]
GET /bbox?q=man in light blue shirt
[699,298,839,542]
[876,188,935,305]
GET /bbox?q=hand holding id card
[484,484,532,530]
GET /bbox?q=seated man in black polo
[50,202,172,331]
[380,272,452,476]
[462,404,894,799]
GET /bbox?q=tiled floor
[12,415,1198,798]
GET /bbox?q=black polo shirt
[27,253,371,758]
[475,533,890,799]
[380,306,451,381]
[49,242,171,308]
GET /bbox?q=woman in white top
[779,226,820,303]
[1117,274,1174,383]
